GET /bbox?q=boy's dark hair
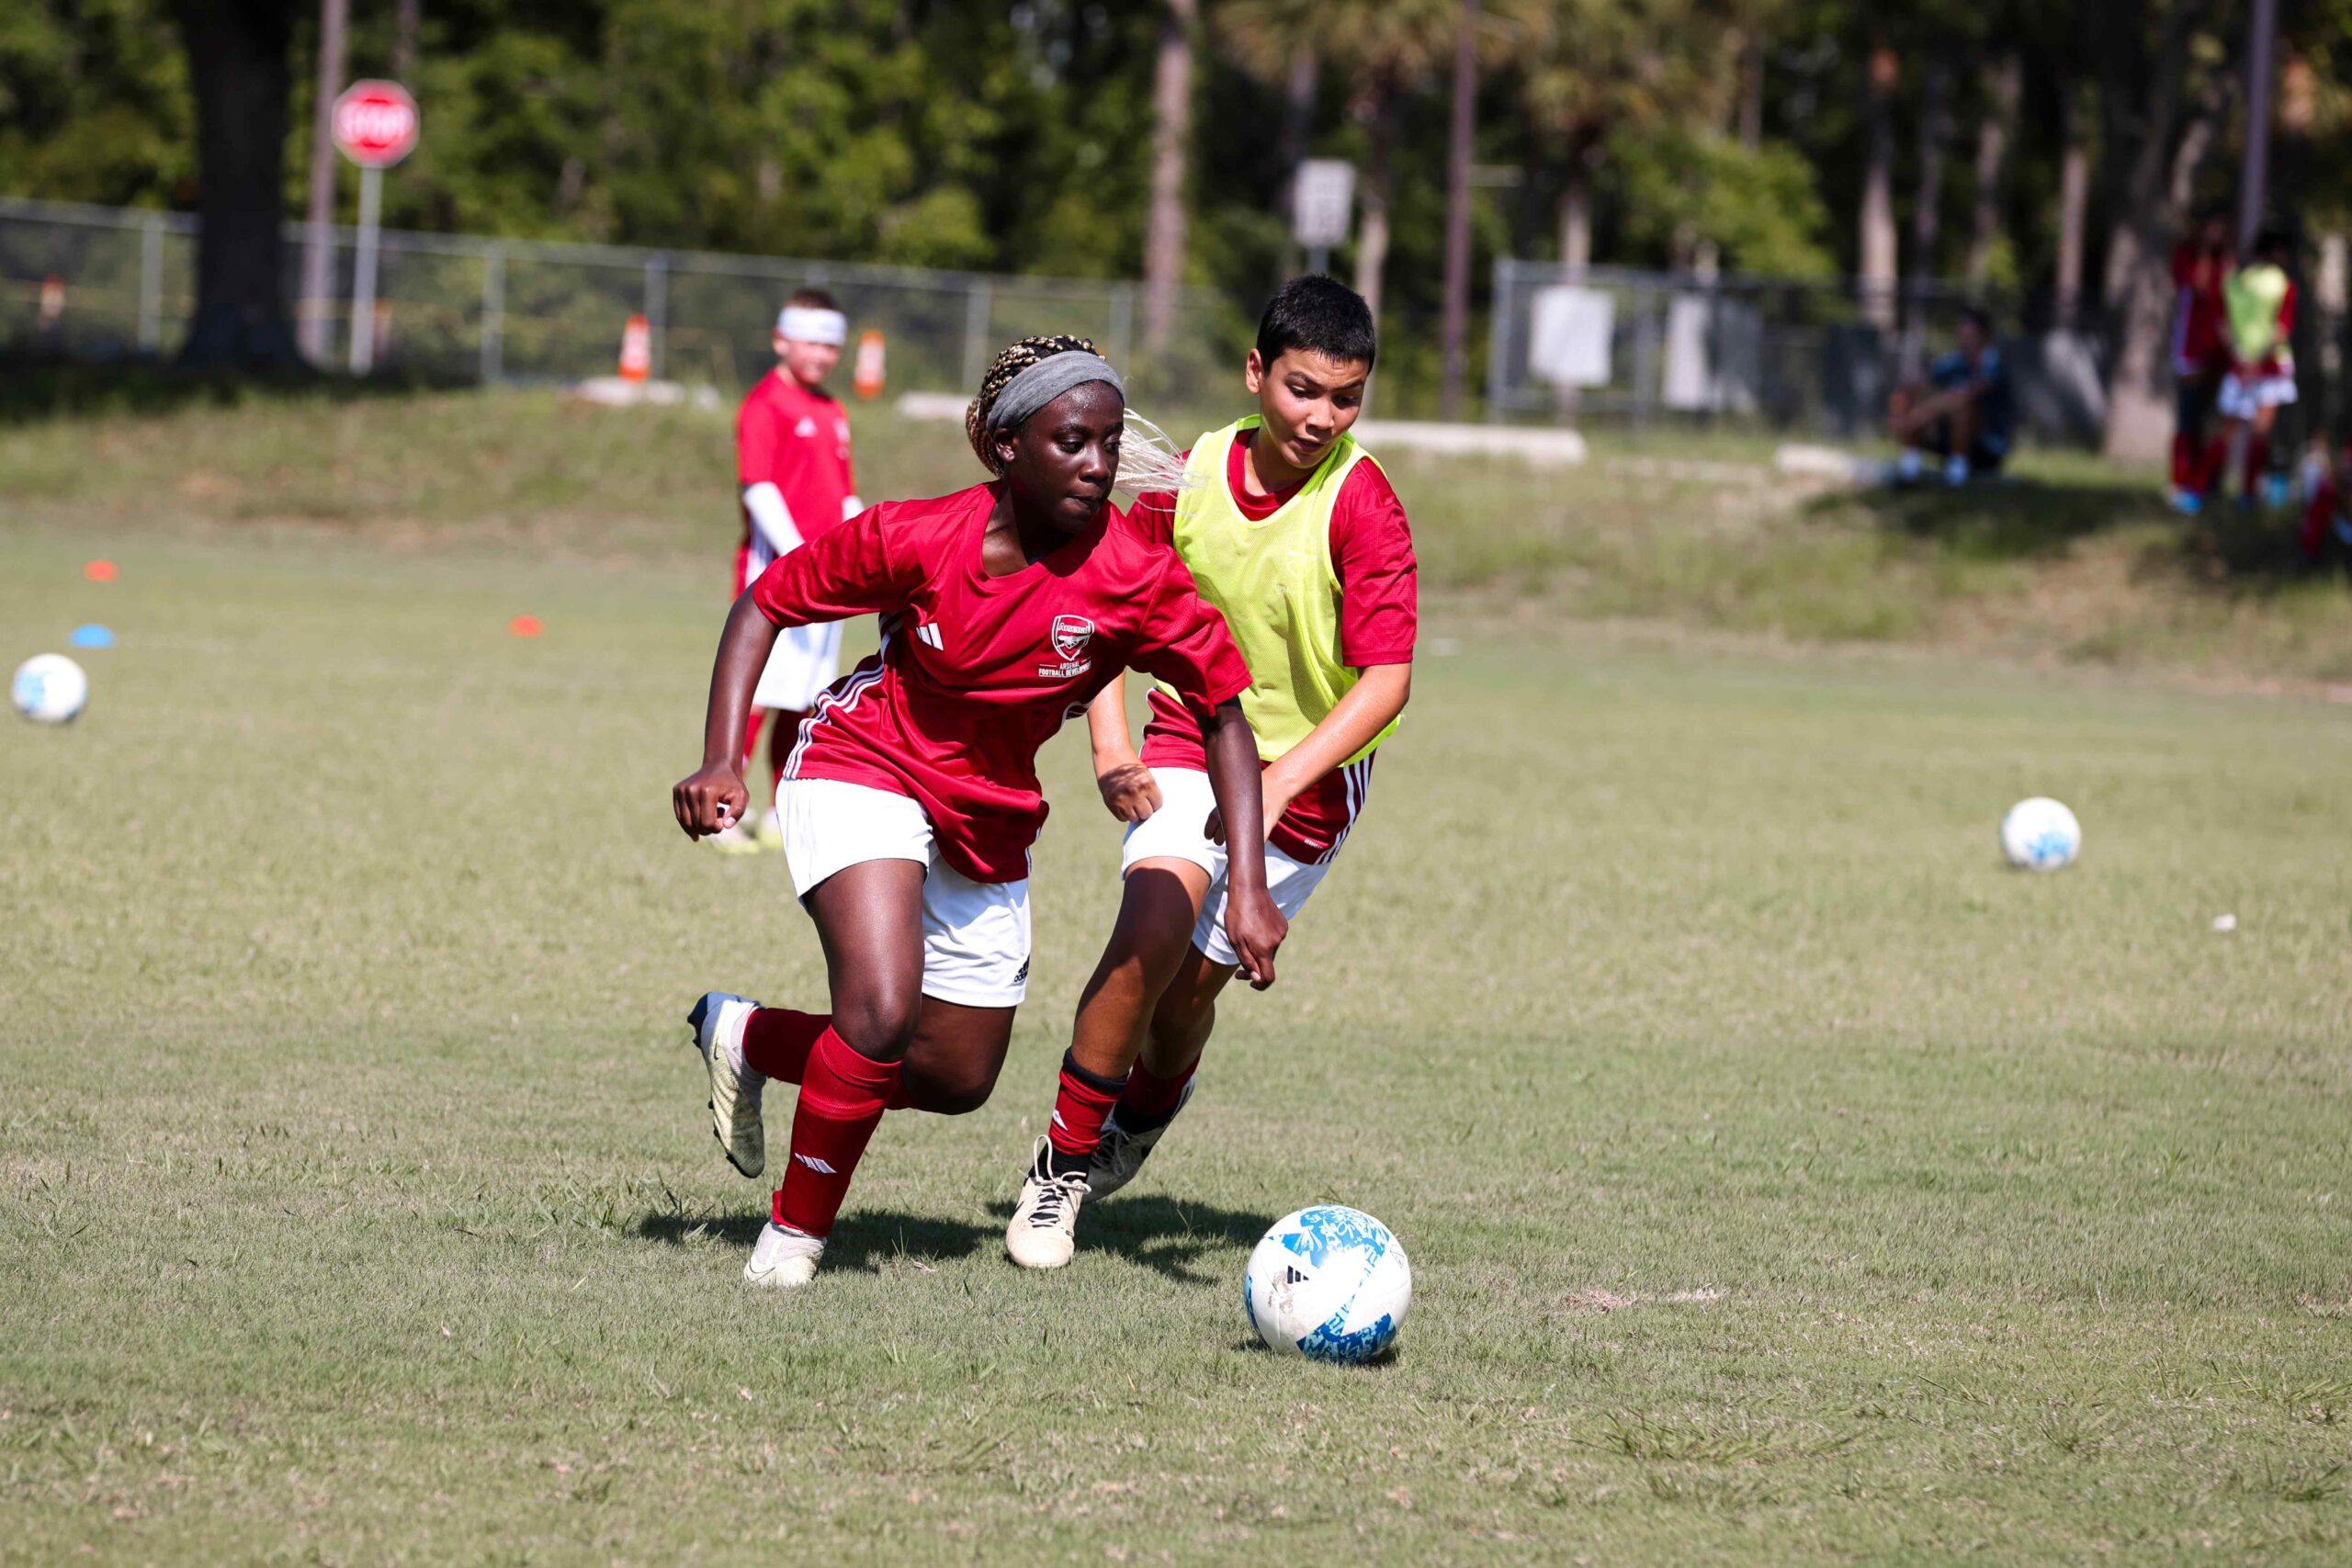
[2254,227,2295,262]
[1255,275,1377,374]
[787,286,842,312]
[1958,305,1994,335]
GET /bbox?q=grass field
[5,390,2352,1563]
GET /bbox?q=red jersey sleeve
[1128,556,1251,716]
[750,505,919,626]
[1329,460,1419,666]
[736,393,783,490]
[2279,279,2299,336]
[1125,484,1179,547]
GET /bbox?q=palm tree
[1143,0,1202,355]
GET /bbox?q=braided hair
[965,333,1097,471]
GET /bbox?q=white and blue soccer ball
[1243,1205,1411,1364]
[12,653,88,725]
[2001,796,2081,872]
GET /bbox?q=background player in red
[2168,210,2233,506]
[999,276,1418,1269]
[670,336,1286,1288]
[2187,229,2300,513]
[714,287,865,852]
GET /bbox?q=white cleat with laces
[1005,1135,1091,1269]
[1085,1077,1194,1200]
[743,1221,824,1288]
[686,991,767,1179]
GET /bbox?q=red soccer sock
[741,1007,828,1083]
[772,1028,900,1239]
[1115,1057,1195,1133]
[2243,434,2271,498]
[2170,432,2194,490]
[1047,1051,1127,1172]
[2192,435,2230,498]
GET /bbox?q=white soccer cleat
[1005,1135,1090,1270]
[743,1221,824,1288]
[707,819,763,855]
[1085,1077,1194,1200]
[686,991,766,1179]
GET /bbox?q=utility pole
[299,0,350,364]
[2237,0,2280,252]
[1438,0,1479,421]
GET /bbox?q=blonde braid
[965,333,1097,471]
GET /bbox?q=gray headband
[986,352,1124,446]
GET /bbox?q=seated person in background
[1887,307,2014,486]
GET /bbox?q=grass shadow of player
[981,1192,1273,1286]
[631,1207,990,1273]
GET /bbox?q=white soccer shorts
[753,620,844,713]
[1118,766,1332,969]
[775,778,1031,1008]
[2217,370,2298,421]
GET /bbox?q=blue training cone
[70,624,116,649]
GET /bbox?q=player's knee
[917,1061,1001,1117]
[831,987,920,1060]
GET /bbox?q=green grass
[4,392,2352,1562]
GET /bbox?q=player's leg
[2245,401,2281,502]
[1943,399,1978,485]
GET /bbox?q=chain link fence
[0,197,1244,403]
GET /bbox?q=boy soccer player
[712,288,865,852]
[1001,276,1418,1268]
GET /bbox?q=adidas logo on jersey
[915,621,944,650]
[795,415,820,437]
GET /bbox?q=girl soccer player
[671,336,1287,1287]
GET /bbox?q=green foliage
[0,0,191,208]
[1607,124,1834,276]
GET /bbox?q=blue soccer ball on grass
[1243,1205,1411,1364]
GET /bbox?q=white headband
[777,306,847,345]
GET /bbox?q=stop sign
[332,81,419,169]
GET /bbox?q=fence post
[643,255,669,381]
[1632,284,1658,433]
[137,213,164,354]
[961,278,993,390]
[481,245,505,384]
[1109,283,1136,377]
[1485,256,1510,423]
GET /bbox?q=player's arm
[743,482,802,555]
[1255,663,1412,829]
[673,511,911,839]
[1203,697,1284,989]
[1086,671,1162,823]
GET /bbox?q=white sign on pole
[1292,160,1356,251]
[1529,286,1614,389]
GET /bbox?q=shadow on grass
[633,1206,992,1273]
[980,1191,1276,1286]
[1811,467,2337,592]
[0,353,475,427]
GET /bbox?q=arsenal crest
[1050,615,1095,660]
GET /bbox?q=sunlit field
[4,392,2350,1563]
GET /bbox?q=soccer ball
[1243,1205,1410,1364]
[12,653,88,725]
[2001,796,2081,871]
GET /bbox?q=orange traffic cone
[618,314,651,382]
[853,330,886,400]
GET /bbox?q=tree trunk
[1737,30,1764,148]
[393,0,421,82]
[1904,55,1950,374]
[175,0,303,370]
[2099,6,2201,462]
[1964,51,2020,291]
[1140,0,1198,355]
[297,0,346,364]
[1438,0,1479,421]
[2054,87,2090,329]
[1859,43,1899,329]
[1557,127,1598,275]
[1352,92,1395,331]
[1277,46,1317,276]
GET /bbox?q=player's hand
[673,763,750,839]
[1225,886,1286,991]
[1097,760,1162,824]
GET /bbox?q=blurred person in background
[1888,307,2014,487]
[2183,229,2299,515]
[713,288,865,853]
[2169,209,2234,507]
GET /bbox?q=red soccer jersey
[2170,243,2229,372]
[1125,429,1419,864]
[750,483,1252,884]
[736,372,858,576]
